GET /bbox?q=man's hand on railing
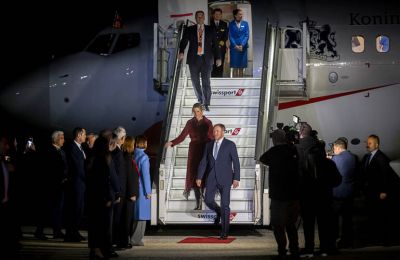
[216,59,222,67]
[178,53,184,61]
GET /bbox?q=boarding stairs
[154,21,309,225]
[158,75,262,224]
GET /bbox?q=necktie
[213,141,219,159]
[80,146,86,160]
[1,161,9,203]
[197,26,203,55]
[365,153,371,167]
[216,21,219,27]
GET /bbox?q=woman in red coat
[165,103,213,210]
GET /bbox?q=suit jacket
[362,149,400,198]
[198,138,240,186]
[210,20,228,54]
[228,20,249,50]
[47,145,68,192]
[179,24,221,66]
[66,141,86,185]
[112,146,127,196]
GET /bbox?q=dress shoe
[219,234,228,240]
[205,105,210,111]
[53,231,65,239]
[182,190,189,200]
[107,250,119,258]
[90,248,105,259]
[132,241,144,246]
[193,199,202,210]
[34,232,49,240]
[64,234,84,242]
[214,213,221,225]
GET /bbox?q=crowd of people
[260,123,400,259]
[0,127,152,259]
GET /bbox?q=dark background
[0,1,157,87]
[0,1,157,135]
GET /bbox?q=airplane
[1,0,399,225]
[0,7,166,153]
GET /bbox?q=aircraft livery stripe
[170,13,193,18]
[278,83,400,110]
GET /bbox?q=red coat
[171,116,213,191]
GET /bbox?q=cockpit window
[351,36,364,53]
[86,33,116,56]
[112,33,141,54]
[376,35,389,53]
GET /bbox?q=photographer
[296,123,341,257]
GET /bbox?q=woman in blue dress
[229,9,249,77]
[130,135,151,246]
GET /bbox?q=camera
[27,137,33,148]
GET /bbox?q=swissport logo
[225,128,241,136]
[197,212,238,222]
[211,88,245,96]
[197,212,216,221]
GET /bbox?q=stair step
[169,188,254,200]
[178,87,261,97]
[174,157,256,167]
[183,77,261,87]
[180,97,260,106]
[173,106,259,117]
[170,177,255,189]
[167,200,253,211]
[175,146,256,157]
[171,115,258,126]
[169,167,255,178]
[165,210,254,223]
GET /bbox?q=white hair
[113,126,126,140]
[51,131,64,144]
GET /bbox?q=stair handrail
[254,21,281,224]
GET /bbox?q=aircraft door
[277,23,308,98]
[209,1,253,77]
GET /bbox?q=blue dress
[133,148,151,220]
[229,20,249,68]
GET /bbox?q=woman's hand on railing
[164,141,173,148]
[178,53,184,61]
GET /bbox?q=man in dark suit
[179,10,221,111]
[211,8,228,78]
[197,124,240,239]
[0,134,19,258]
[65,127,87,242]
[362,134,400,245]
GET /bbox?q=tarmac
[14,225,400,260]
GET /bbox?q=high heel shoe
[193,198,202,210]
[182,190,189,200]
[90,248,105,259]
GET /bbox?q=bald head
[367,134,380,152]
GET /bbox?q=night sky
[0,1,157,87]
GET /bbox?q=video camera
[272,115,302,144]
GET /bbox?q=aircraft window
[351,36,364,53]
[376,35,389,53]
[86,34,116,55]
[112,33,141,54]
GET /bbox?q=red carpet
[178,237,236,244]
